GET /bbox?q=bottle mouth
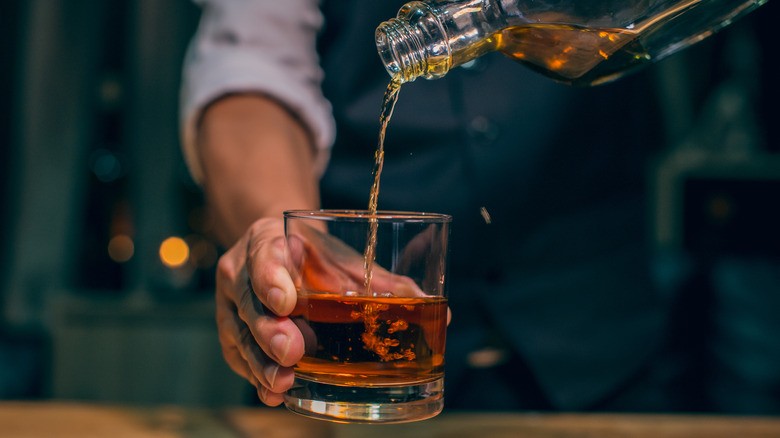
[375,18,427,83]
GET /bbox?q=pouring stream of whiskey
[362,24,643,294]
[363,77,402,294]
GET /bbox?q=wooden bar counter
[2,401,780,437]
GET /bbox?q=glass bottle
[375,0,768,85]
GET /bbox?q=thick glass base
[283,376,444,424]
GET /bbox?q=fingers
[245,219,298,316]
[214,217,304,406]
[368,271,425,298]
[217,308,297,406]
[232,283,305,367]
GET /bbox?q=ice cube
[372,291,395,298]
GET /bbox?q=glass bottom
[283,376,444,424]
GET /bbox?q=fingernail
[267,287,286,314]
[263,363,279,388]
[256,385,268,403]
[270,333,291,364]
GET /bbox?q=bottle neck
[376,0,508,83]
[375,2,452,83]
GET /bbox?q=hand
[286,221,424,298]
[215,217,304,406]
[199,94,320,407]
[215,216,437,406]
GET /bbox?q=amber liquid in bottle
[493,24,649,86]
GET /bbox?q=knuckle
[236,285,261,321]
[215,253,236,282]
[238,323,254,348]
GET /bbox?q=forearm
[196,94,321,247]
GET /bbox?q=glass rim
[284,209,452,223]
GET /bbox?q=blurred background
[0,0,248,406]
[0,0,778,410]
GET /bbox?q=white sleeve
[180,0,336,184]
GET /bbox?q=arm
[198,94,315,406]
[197,95,320,246]
[180,0,334,406]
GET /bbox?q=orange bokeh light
[159,236,189,268]
[108,234,134,263]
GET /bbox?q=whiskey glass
[283,210,451,423]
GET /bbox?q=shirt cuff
[179,1,335,185]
